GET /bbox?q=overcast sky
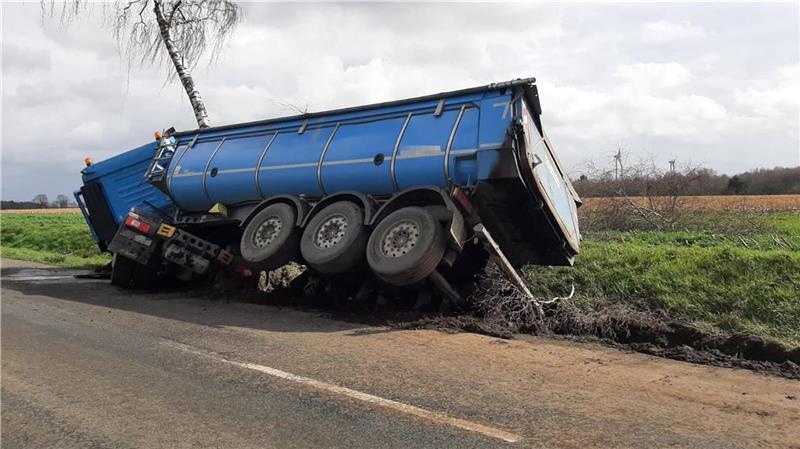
[2,2,799,201]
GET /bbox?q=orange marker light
[84,157,93,166]
[154,130,162,140]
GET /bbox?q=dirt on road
[2,259,799,449]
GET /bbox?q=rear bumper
[109,209,235,275]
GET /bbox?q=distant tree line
[1,194,77,209]
[573,165,800,198]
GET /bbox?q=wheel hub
[253,216,282,248]
[381,220,420,258]
[315,214,348,249]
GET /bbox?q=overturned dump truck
[75,78,581,301]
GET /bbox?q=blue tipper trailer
[75,77,581,298]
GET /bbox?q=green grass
[0,213,110,268]
[586,229,798,251]
[525,211,800,347]
[765,211,800,235]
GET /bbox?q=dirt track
[2,259,799,449]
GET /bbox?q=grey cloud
[2,43,52,73]
[5,76,127,112]
[4,81,55,108]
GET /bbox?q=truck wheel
[112,251,161,289]
[240,203,300,270]
[111,254,135,288]
[366,207,445,286]
[301,201,368,274]
[130,252,161,289]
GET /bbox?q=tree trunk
[153,0,211,128]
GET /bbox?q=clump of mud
[553,303,799,379]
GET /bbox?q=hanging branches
[42,0,241,128]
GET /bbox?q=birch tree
[44,1,241,128]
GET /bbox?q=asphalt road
[2,259,798,449]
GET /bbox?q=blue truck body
[78,78,581,288]
[166,88,510,211]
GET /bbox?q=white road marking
[161,339,522,443]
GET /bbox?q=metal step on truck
[75,77,582,301]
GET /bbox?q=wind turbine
[613,147,623,179]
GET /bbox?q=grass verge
[524,212,800,347]
[0,213,110,268]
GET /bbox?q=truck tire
[112,251,161,289]
[240,203,300,270]
[366,207,445,286]
[130,252,161,289]
[301,201,368,274]
[111,253,135,287]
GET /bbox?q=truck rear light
[125,215,152,234]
